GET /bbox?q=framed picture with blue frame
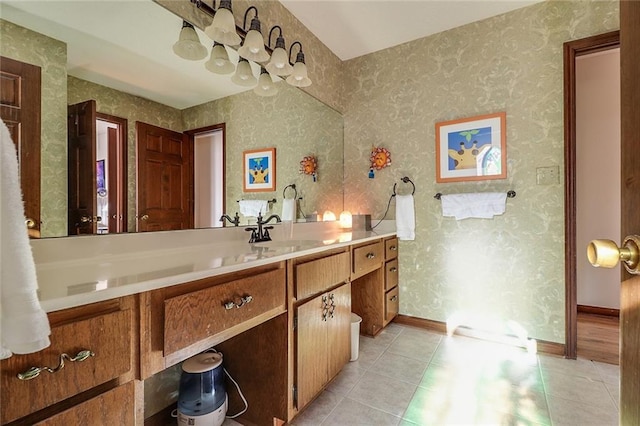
[435,112,507,183]
[243,148,276,192]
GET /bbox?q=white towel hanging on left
[395,194,415,241]
[0,119,51,359]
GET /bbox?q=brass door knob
[140,214,149,221]
[25,218,36,229]
[587,235,640,275]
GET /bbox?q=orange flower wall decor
[300,155,318,182]
[370,147,391,170]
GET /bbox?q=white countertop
[31,221,396,313]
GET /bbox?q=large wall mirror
[0,0,344,238]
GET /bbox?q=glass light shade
[286,61,312,87]
[204,43,235,74]
[238,29,270,62]
[231,59,257,87]
[173,23,207,61]
[204,7,241,46]
[254,71,278,97]
[323,211,336,222]
[266,47,293,76]
[339,211,352,229]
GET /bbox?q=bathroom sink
[252,240,322,249]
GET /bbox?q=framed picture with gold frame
[243,148,276,192]
[435,112,507,183]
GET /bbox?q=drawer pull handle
[390,246,397,251]
[224,295,254,310]
[390,295,398,302]
[389,267,398,273]
[17,350,95,381]
[366,252,375,259]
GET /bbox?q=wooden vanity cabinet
[0,297,138,425]
[383,237,400,326]
[290,249,351,413]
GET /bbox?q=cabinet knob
[390,295,398,302]
[389,267,397,273]
[224,295,253,310]
[390,246,397,251]
[366,252,375,259]
[25,218,36,229]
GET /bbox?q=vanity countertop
[31,222,396,313]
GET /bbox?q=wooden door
[136,122,192,232]
[0,56,41,238]
[327,283,351,381]
[296,293,328,410]
[67,100,97,235]
[619,1,640,423]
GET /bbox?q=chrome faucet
[220,212,240,227]
[245,212,281,243]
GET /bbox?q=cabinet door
[327,283,351,381]
[296,293,329,410]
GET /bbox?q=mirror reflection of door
[67,101,127,235]
[0,56,41,238]
[192,124,225,229]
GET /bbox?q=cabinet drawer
[385,238,399,260]
[385,287,399,322]
[295,252,350,300]
[34,382,135,425]
[385,259,399,291]
[1,310,132,424]
[164,268,285,355]
[352,241,383,277]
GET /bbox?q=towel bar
[392,176,416,196]
[434,190,516,200]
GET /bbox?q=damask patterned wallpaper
[342,0,619,343]
[0,19,68,238]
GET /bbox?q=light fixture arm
[289,41,305,65]
[243,6,260,32]
[268,25,285,49]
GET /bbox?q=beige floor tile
[371,351,429,385]
[547,395,618,426]
[347,371,417,417]
[290,390,343,426]
[322,397,402,426]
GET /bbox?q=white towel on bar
[441,192,507,220]
[395,194,415,241]
[0,119,51,359]
[239,199,269,217]
[281,198,296,222]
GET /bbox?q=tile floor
[290,324,620,426]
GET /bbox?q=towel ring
[392,176,416,196]
[283,184,298,200]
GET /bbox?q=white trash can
[350,313,362,361]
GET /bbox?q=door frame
[563,30,620,359]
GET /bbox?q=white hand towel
[239,200,269,217]
[395,194,415,241]
[441,192,507,220]
[281,198,296,222]
[0,119,51,359]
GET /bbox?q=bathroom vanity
[0,223,399,425]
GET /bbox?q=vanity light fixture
[173,21,208,61]
[266,26,293,76]
[204,42,235,74]
[286,41,312,87]
[237,6,270,63]
[204,0,242,46]
[339,211,353,229]
[231,57,257,86]
[323,210,336,222]
[254,68,278,97]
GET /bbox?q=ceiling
[280,0,542,61]
[1,0,541,109]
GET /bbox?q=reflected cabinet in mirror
[0,0,344,238]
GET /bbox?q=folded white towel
[0,119,51,359]
[395,194,415,241]
[239,199,269,217]
[441,192,507,220]
[281,198,296,222]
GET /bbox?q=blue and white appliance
[177,352,227,426]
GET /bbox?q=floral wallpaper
[342,0,619,344]
[0,19,68,238]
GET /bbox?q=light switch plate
[536,166,559,185]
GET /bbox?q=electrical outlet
[536,166,559,185]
